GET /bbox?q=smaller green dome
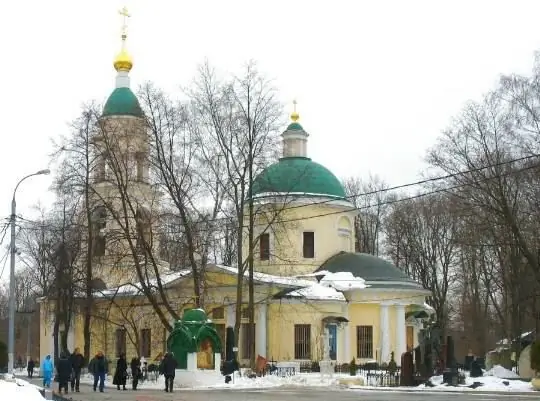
[251,156,346,199]
[102,87,144,117]
[286,122,304,131]
[182,308,209,323]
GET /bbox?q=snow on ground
[75,365,534,393]
[0,378,45,400]
[79,371,346,390]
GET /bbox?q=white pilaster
[214,353,222,372]
[256,304,267,358]
[396,304,407,359]
[379,304,390,363]
[187,352,197,371]
[226,304,236,328]
[344,305,350,362]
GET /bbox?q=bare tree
[343,175,391,255]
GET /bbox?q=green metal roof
[317,252,424,288]
[250,156,346,199]
[102,87,144,117]
[286,122,304,131]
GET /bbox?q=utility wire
[8,153,540,233]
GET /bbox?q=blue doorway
[328,324,337,360]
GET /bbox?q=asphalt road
[24,379,538,401]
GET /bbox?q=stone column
[344,306,351,362]
[379,304,390,363]
[226,304,236,328]
[396,304,407,358]
[256,304,267,358]
[214,353,222,372]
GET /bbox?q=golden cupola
[114,46,133,72]
[114,6,133,73]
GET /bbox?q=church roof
[102,87,144,117]
[250,156,346,199]
[316,252,427,290]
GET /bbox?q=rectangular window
[212,307,225,319]
[215,323,226,350]
[115,329,126,357]
[241,323,255,360]
[303,232,315,258]
[294,324,311,359]
[241,307,249,319]
[140,328,151,358]
[259,233,270,260]
[356,325,373,359]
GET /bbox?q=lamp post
[8,169,50,375]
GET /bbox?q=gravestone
[470,358,483,378]
[414,346,421,374]
[443,336,458,386]
[400,351,414,386]
[518,345,534,380]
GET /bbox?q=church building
[39,9,433,369]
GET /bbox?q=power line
[8,153,540,234]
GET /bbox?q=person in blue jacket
[41,355,54,388]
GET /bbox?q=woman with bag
[112,353,128,391]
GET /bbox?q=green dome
[102,87,144,117]
[182,308,209,323]
[251,156,346,199]
[286,122,304,131]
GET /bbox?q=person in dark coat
[69,347,84,392]
[88,351,108,392]
[159,352,177,393]
[113,353,128,390]
[27,358,35,378]
[56,352,72,394]
[130,357,141,390]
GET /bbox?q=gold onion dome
[114,47,133,72]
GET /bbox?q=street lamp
[8,169,50,375]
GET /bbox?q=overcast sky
[0,0,539,277]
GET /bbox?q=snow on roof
[94,270,191,298]
[319,271,368,291]
[286,283,346,301]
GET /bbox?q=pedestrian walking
[27,358,35,378]
[88,351,108,392]
[113,353,128,391]
[159,352,177,393]
[41,355,53,388]
[69,347,84,392]
[56,352,72,394]
[130,357,141,390]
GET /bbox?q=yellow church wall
[267,301,343,361]
[245,203,357,276]
[347,303,380,363]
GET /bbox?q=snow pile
[485,365,520,379]
[320,272,368,291]
[202,372,341,389]
[414,373,533,392]
[0,379,45,401]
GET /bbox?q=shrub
[349,358,357,376]
[530,341,540,374]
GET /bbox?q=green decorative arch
[166,309,223,369]
[194,325,222,353]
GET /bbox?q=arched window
[135,207,152,252]
[337,216,352,252]
[92,206,107,257]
